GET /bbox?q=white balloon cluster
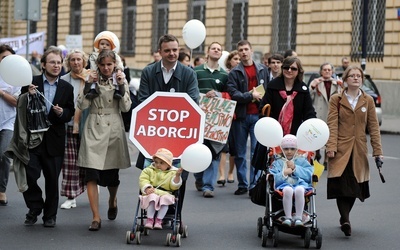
[254,117,329,151]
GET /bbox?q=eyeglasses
[47,60,62,66]
[282,148,297,151]
[348,74,362,79]
[282,66,298,72]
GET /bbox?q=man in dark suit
[138,34,199,104]
[21,46,75,227]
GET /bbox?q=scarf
[278,90,297,135]
[71,69,89,134]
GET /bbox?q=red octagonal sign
[129,92,205,159]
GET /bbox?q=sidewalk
[380,115,400,134]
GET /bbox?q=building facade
[1,0,399,114]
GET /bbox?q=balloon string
[190,49,193,66]
[35,89,55,107]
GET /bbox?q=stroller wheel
[257,217,263,238]
[315,228,322,249]
[144,227,150,236]
[272,226,279,247]
[261,225,268,247]
[135,231,141,245]
[182,225,188,238]
[304,228,311,248]
[175,234,182,247]
[166,233,172,246]
[126,230,133,244]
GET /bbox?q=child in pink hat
[270,134,314,227]
[139,148,183,229]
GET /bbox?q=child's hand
[176,168,183,177]
[286,161,295,170]
[89,71,98,83]
[284,167,293,176]
[116,69,125,83]
[145,186,155,195]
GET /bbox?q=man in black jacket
[21,46,75,227]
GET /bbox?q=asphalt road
[1,134,399,249]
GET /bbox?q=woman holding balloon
[0,44,21,205]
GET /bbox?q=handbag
[250,171,267,206]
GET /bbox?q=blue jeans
[0,129,13,193]
[232,114,260,189]
[201,157,220,192]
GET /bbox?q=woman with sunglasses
[259,57,316,135]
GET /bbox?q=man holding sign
[194,42,229,198]
[137,34,199,170]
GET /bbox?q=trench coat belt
[89,107,116,116]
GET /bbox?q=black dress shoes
[340,222,351,236]
[108,206,118,220]
[234,188,248,195]
[43,218,56,228]
[24,212,38,226]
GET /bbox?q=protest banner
[199,93,237,144]
[0,32,45,55]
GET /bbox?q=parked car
[303,72,382,126]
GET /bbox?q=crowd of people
[0,32,382,238]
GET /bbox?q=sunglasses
[282,148,297,151]
[282,66,298,71]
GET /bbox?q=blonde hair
[64,49,88,71]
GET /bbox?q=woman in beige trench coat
[326,65,383,237]
[77,49,132,231]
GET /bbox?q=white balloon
[182,20,206,49]
[296,118,330,151]
[180,143,212,173]
[254,117,283,147]
[93,31,120,53]
[218,51,229,71]
[0,55,32,87]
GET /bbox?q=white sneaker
[282,218,292,226]
[60,199,76,209]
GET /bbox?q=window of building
[30,21,37,34]
[271,0,297,55]
[226,0,248,51]
[122,0,136,55]
[351,0,385,62]
[188,0,206,54]
[95,0,107,36]
[152,0,169,52]
[70,0,81,35]
[47,0,58,47]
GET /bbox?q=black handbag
[250,171,267,206]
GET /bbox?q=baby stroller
[126,161,188,247]
[255,147,323,249]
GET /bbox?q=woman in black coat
[252,57,316,169]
